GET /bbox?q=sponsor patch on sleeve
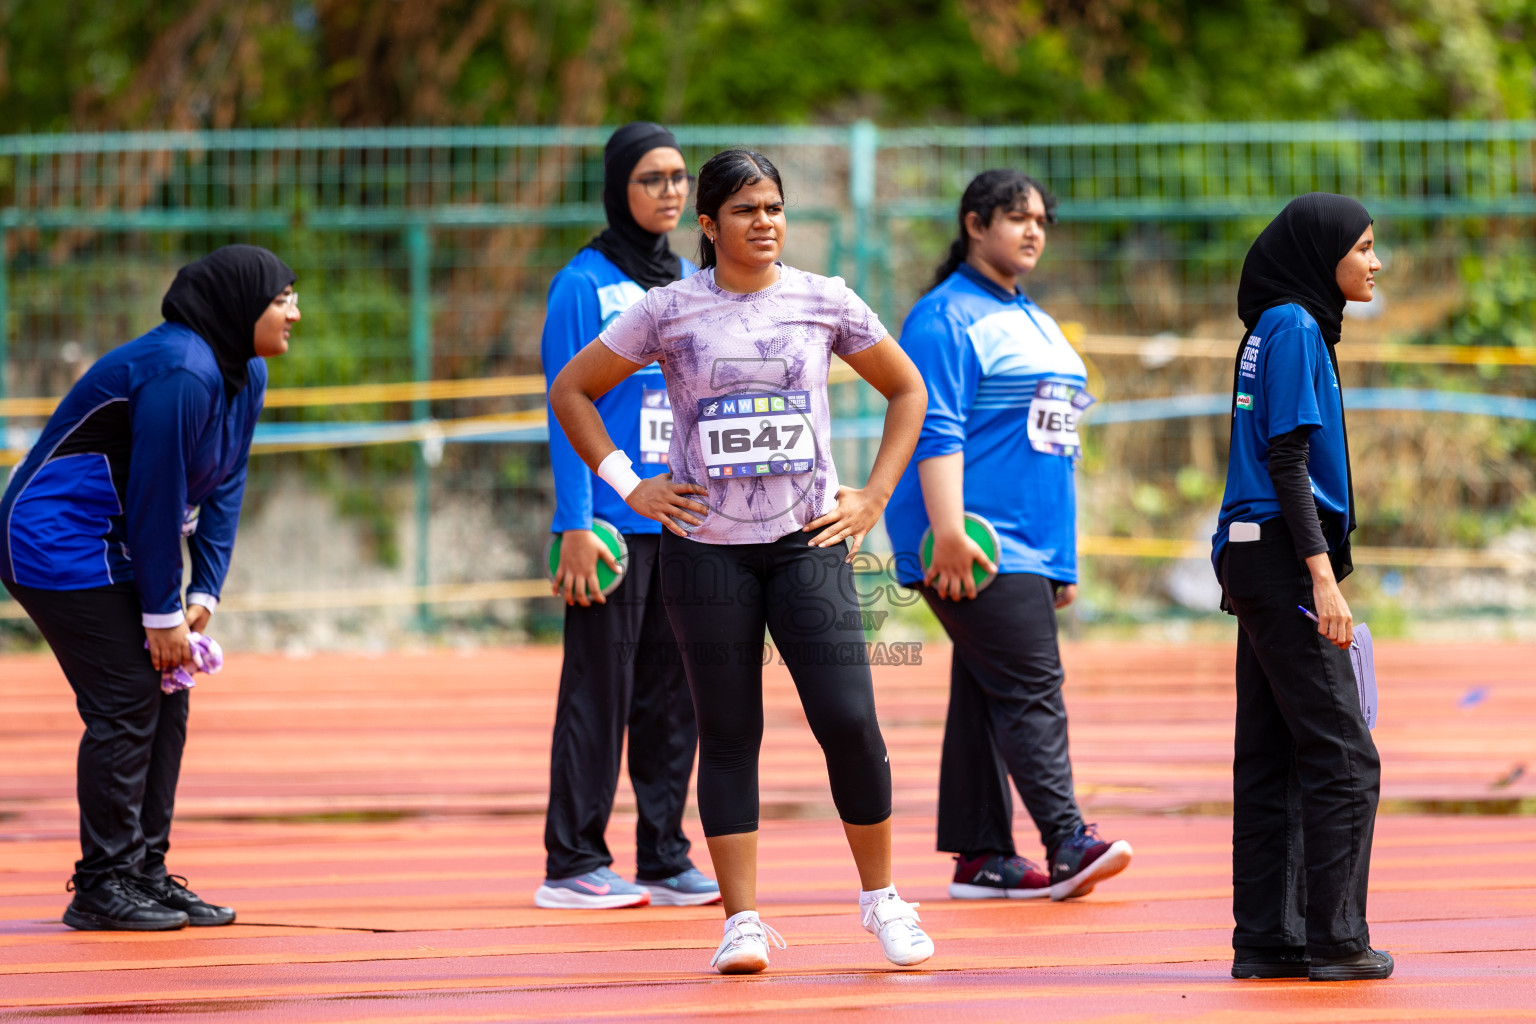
[1236,392,1254,411]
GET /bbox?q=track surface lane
[2,643,1533,1021]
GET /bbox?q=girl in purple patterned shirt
[551,150,933,975]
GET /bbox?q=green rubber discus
[545,518,629,597]
[919,511,1001,594]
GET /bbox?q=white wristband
[597,450,642,500]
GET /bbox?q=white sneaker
[862,894,935,967]
[710,911,786,975]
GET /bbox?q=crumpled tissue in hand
[145,632,225,695]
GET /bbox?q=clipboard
[1299,607,1378,729]
[1349,623,1377,730]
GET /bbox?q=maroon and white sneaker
[948,853,1051,900]
[1047,824,1132,901]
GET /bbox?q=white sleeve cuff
[596,450,642,500]
[187,593,219,613]
[142,609,187,629]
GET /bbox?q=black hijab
[1230,192,1373,584]
[162,245,296,399]
[585,122,685,290]
[1237,192,1373,346]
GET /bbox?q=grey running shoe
[638,867,721,906]
[535,867,651,909]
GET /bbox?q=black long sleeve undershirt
[1266,426,1329,561]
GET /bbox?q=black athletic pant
[4,580,189,889]
[544,533,699,880]
[658,531,891,837]
[922,573,1084,857]
[1220,520,1379,958]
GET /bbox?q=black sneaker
[1232,946,1310,979]
[1309,948,1394,981]
[1047,823,1134,901]
[62,874,190,931]
[135,874,237,927]
[948,853,1050,900]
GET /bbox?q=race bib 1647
[696,391,817,479]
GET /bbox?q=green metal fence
[5,119,1534,393]
[1,121,1533,636]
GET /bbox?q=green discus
[919,512,1001,594]
[545,517,629,597]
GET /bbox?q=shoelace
[64,873,158,907]
[107,875,164,908]
[1003,855,1044,876]
[862,894,924,936]
[711,916,787,967]
[1063,823,1102,852]
[127,874,200,903]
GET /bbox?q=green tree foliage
[1441,250,1536,349]
[1,0,1533,132]
[0,0,322,131]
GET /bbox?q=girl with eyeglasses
[0,245,299,931]
[535,122,719,911]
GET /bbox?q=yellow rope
[1079,535,1530,570]
[1078,334,1536,366]
[3,337,1526,420]
[0,578,554,618]
[0,539,1526,620]
[261,375,549,406]
[245,410,547,455]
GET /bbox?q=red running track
[1,642,1533,1021]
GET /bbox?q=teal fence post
[0,228,8,439]
[848,120,879,482]
[407,222,433,627]
[849,120,878,303]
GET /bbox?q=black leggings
[4,580,189,888]
[659,531,892,837]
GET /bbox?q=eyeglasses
[272,292,299,310]
[628,171,693,199]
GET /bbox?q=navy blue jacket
[1,323,263,627]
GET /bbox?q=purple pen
[1297,605,1320,623]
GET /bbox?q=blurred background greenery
[3,0,1535,131]
[1,1,1534,648]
